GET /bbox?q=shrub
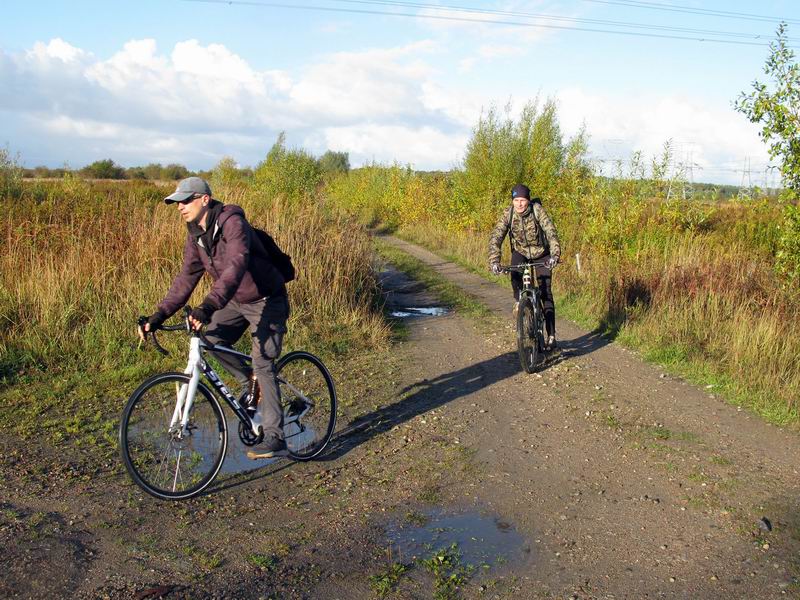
[253,133,322,203]
[80,159,126,180]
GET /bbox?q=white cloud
[27,38,89,64]
[289,41,439,123]
[319,124,468,169]
[418,1,561,72]
[41,115,124,139]
[0,36,772,184]
[0,37,469,170]
[557,87,772,183]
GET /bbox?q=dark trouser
[510,250,556,338]
[204,295,290,441]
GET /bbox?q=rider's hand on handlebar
[490,263,503,275]
[188,304,214,331]
[188,315,205,331]
[138,312,164,342]
[546,256,559,270]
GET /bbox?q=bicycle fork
[169,337,203,437]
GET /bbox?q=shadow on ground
[322,351,520,460]
[557,328,613,360]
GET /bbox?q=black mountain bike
[502,261,549,373]
[119,309,337,500]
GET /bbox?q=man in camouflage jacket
[488,183,561,348]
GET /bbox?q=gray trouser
[204,295,290,440]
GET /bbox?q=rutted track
[1,235,799,599]
[375,234,800,599]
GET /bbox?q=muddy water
[389,306,450,318]
[385,507,531,569]
[219,434,279,474]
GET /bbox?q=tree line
[21,149,351,181]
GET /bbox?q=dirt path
[2,236,799,599]
[373,234,800,599]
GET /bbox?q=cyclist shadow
[544,328,611,367]
[322,351,520,461]
[205,331,610,494]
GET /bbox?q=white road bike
[119,308,337,500]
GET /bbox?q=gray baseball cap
[164,177,212,204]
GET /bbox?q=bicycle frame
[169,336,252,438]
[169,335,313,439]
[505,261,545,302]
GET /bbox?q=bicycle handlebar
[138,306,211,356]
[500,260,550,273]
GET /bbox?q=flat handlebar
[500,260,550,273]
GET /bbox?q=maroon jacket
[155,203,286,320]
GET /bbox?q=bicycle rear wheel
[516,297,541,373]
[119,372,227,500]
[277,351,337,460]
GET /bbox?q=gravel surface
[1,236,798,599]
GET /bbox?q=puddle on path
[389,306,450,318]
[385,507,530,569]
[219,435,279,475]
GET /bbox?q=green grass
[420,543,475,600]
[418,486,443,505]
[710,454,733,466]
[369,561,410,598]
[247,553,280,571]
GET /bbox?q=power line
[580,0,800,26]
[329,0,800,43]
[181,0,799,47]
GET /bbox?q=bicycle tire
[119,372,228,500]
[276,351,337,460]
[516,297,540,373]
[535,294,547,354]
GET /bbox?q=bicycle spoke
[172,449,182,492]
[120,374,227,500]
[276,352,336,460]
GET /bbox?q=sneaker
[247,437,288,460]
[546,335,558,351]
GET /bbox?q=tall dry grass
[0,179,388,382]
[323,160,800,424]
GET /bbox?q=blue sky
[3,0,800,185]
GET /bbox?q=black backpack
[253,228,296,283]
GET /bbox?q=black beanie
[511,184,530,200]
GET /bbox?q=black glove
[146,311,167,330]
[190,303,215,325]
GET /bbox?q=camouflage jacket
[488,202,561,266]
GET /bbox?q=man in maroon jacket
[138,177,290,458]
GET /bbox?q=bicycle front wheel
[119,372,228,500]
[516,297,541,374]
[277,351,337,460]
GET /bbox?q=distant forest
[23,157,777,202]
